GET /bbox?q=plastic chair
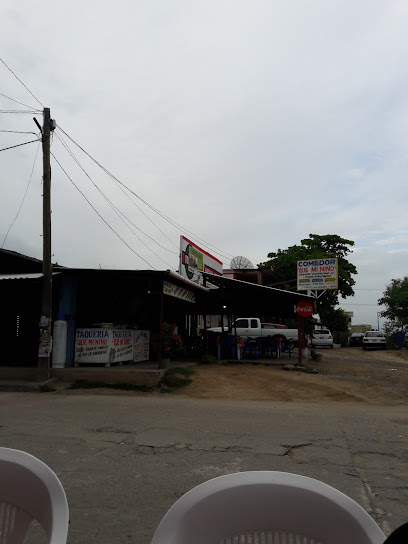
[150,471,386,544]
[0,447,69,543]
[242,339,258,360]
[220,335,237,360]
[258,337,272,358]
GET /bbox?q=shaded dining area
[208,333,293,362]
[202,272,314,363]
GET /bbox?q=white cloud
[1,0,408,325]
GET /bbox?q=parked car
[362,331,386,350]
[208,318,297,350]
[349,333,365,347]
[311,329,333,348]
[262,323,287,330]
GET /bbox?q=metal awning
[0,273,60,281]
[202,271,316,317]
[0,273,43,280]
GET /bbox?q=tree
[378,277,408,332]
[258,234,357,314]
[318,307,349,342]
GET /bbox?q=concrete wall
[0,367,37,380]
[52,367,165,387]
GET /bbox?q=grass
[286,365,322,375]
[199,354,218,365]
[67,366,196,394]
[159,366,196,392]
[39,384,56,393]
[69,380,154,392]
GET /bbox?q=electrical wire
[1,142,41,248]
[0,110,39,114]
[50,151,156,270]
[56,125,235,261]
[55,130,178,258]
[341,303,381,307]
[54,132,177,268]
[354,288,384,291]
[0,91,41,111]
[0,139,39,152]
[0,130,38,134]
[0,57,44,108]
[57,124,179,252]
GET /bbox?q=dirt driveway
[174,348,408,405]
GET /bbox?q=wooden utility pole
[37,107,53,381]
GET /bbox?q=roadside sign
[297,258,338,291]
[296,301,314,317]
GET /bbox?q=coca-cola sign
[296,301,314,317]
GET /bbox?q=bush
[69,380,154,392]
[200,354,218,365]
[151,323,183,359]
[160,367,195,390]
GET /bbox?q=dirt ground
[174,347,408,405]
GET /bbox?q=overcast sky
[1,0,407,327]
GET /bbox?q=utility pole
[37,107,53,381]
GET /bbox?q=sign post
[295,301,314,364]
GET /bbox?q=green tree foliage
[378,277,408,332]
[258,234,357,314]
[319,307,349,334]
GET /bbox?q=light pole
[377,311,381,331]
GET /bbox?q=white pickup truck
[207,317,298,350]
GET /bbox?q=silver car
[362,331,386,350]
[311,329,334,348]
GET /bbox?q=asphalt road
[1,391,407,543]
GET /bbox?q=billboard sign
[297,258,338,291]
[75,328,134,364]
[179,236,223,286]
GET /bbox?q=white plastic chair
[0,447,69,543]
[151,471,386,544]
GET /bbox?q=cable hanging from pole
[51,151,157,270]
[0,139,40,152]
[54,131,178,264]
[56,125,235,261]
[0,57,44,108]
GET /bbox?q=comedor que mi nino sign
[297,258,338,291]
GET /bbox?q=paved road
[1,391,406,543]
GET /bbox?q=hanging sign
[163,281,196,303]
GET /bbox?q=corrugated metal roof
[0,273,43,280]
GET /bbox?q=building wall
[351,324,372,333]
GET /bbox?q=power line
[0,91,41,111]
[1,142,41,248]
[50,151,156,270]
[55,130,178,258]
[0,57,44,108]
[354,288,384,291]
[0,139,39,152]
[56,125,235,262]
[0,110,39,114]
[54,132,177,269]
[340,303,382,307]
[0,130,38,134]
[56,126,179,252]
